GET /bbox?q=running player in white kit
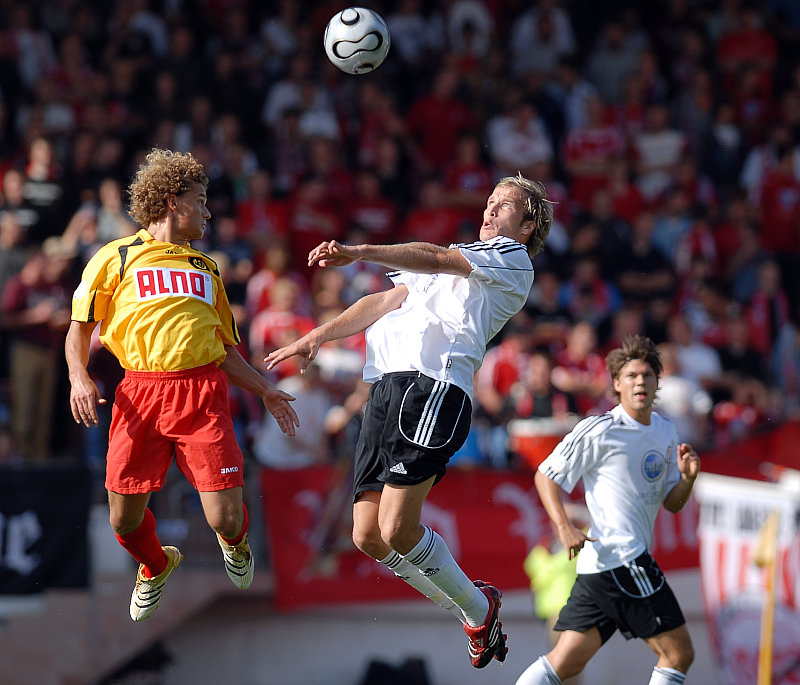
[266,174,553,669]
[516,335,699,685]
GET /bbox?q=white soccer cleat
[217,533,254,590]
[129,546,183,622]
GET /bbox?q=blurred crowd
[1,0,799,470]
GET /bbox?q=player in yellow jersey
[65,149,299,621]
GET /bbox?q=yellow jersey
[71,229,240,371]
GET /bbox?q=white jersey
[538,404,681,574]
[363,236,534,400]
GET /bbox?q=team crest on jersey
[133,267,213,304]
[641,450,666,481]
[189,256,209,271]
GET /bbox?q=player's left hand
[677,443,700,481]
[262,386,299,437]
[308,240,357,268]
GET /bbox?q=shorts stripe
[611,558,665,598]
[413,381,447,446]
[629,561,653,596]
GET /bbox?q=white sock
[515,655,562,685]
[378,549,464,621]
[403,525,489,626]
[648,666,686,684]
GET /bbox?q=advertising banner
[0,466,91,593]
[695,473,800,685]
[260,465,699,611]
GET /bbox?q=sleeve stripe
[87,290,97,323]
[231,311,240,345]
[462,243,527,254]
[558,414,613,464]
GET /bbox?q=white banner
[695,472,800,684]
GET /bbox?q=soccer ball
[323,7,390,75]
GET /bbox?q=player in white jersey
[516,335,700,685]
[266,174,553,669]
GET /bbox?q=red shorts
[106,363,244,494]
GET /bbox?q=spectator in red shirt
[2,240,73,461]
[248,277,316,380]
[399,176,464,246]
[559,255,622,328]
[746,259,791,357]
[551,320,610,416]
[716,5,777,99]
[306,137,354,212]
[605,158,646,227]
[346,168,398,244]
[444,132,494,214]
[354,81,411,171]
[405,66,477,173]
[245,237,312,320]
[562,93,625,212]
[475,314,536,419]
[757,145,800,257]
[733,64,775,146]
[235,169,289,261]
[285,174,344,273]
[506,349,578,421]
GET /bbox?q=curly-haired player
[65,149,299,621]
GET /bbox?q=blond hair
[496,172,554,256]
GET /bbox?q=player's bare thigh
[377,476,436,554]
[352,491,386,558]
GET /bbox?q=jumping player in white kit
[266,173,553,668]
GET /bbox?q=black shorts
[554,552,686,643]
[353,372,471,498]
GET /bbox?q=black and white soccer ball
[323,7,390,75]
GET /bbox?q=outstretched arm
[308,240,473,277]
[534,470,597,560]
[65,320,106,427]
[265,285,408,374]
[663,443,700,513]
[220,345,299,437]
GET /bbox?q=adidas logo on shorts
[389,462,408,475]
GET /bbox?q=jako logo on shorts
[220,467,239,474]
[641,451,665,481]
[134,268,213,304]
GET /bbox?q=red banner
[260,465,699,611]
[695,473,800,685]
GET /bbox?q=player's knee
[550,651,589,680]
[205,510,241,538]
[675,643,695,672]
[382,524,417,555]
[109,512,139,536]
[658,633,694,673]
[352,527,383,557]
